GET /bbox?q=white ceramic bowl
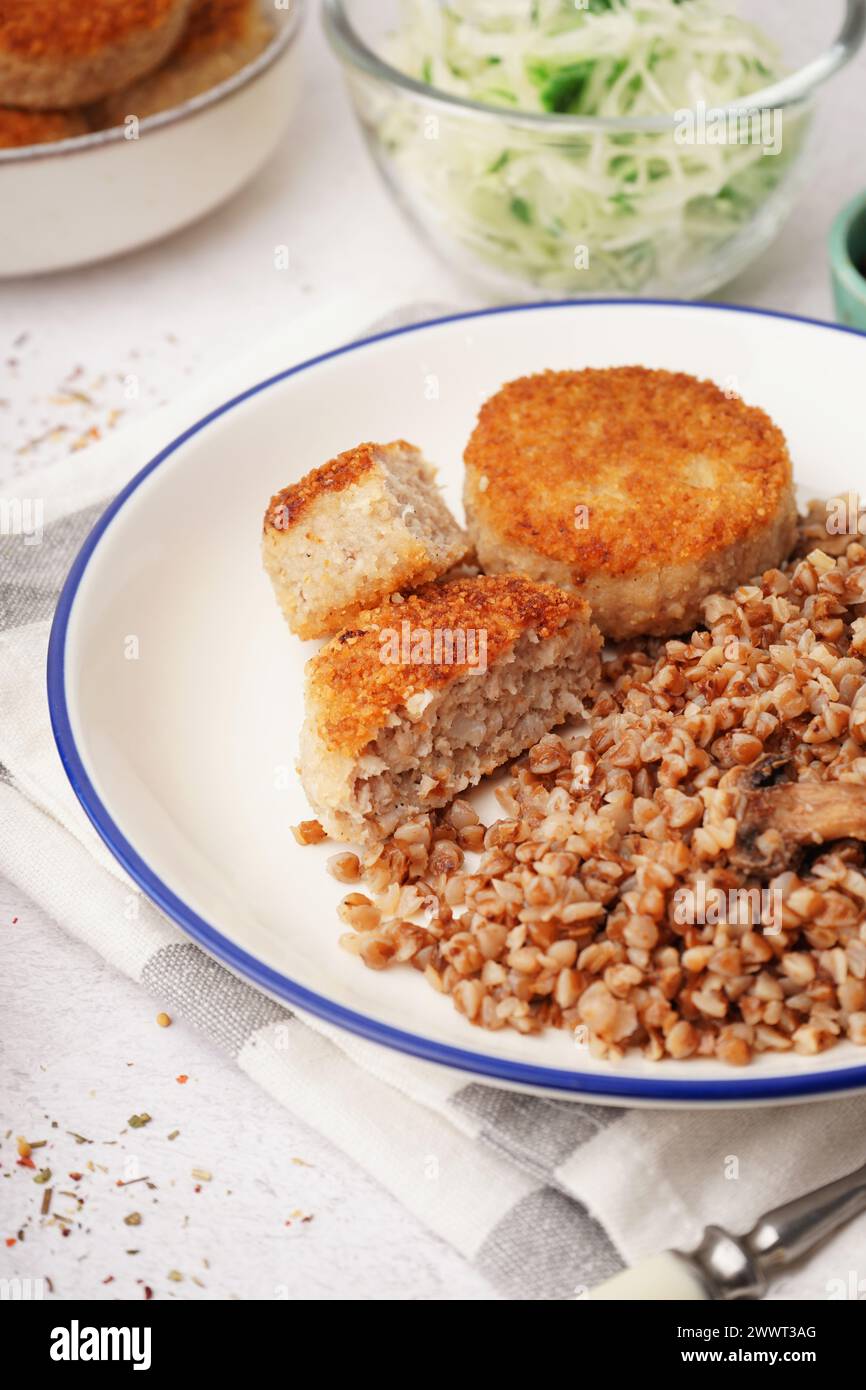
[48,299,866,1106]
[0,1,303,278]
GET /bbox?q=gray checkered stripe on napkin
[0,498,628,1299]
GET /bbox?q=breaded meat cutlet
[0,1,192,109]
[0,107,88,149]
[263,441,470,641]
[299,575,601,844]
[96,0,273,125]
[464,367,797,641]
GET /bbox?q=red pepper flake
[5,1237,16,1247]
[193,1184,201,1194]
[68,1172,83,1182]
[11,917,17,925]
[61,1228,71,1238]
[16,1157,35,1170]
[176,1074,189,1085]
[143,1286,153,1301]
[102,1275,115,1285]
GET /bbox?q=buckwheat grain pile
[323,506,866,1065]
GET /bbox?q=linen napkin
[2,297,866,1303]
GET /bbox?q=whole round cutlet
[0,0,192,109]
[300,575,601,843]
[464,367,797,640]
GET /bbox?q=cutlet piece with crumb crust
[95,0,274,124]
[299,575,601,844]
[263,441,470,641]
[0,0,192,109]
[464,367,797,641]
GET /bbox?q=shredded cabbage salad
[370,0,805,294]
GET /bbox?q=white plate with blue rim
[48,299,866,1107]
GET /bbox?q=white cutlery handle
[587,1160,866,1301]
[585,1252,708,1301]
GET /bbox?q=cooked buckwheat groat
[299,575,601,844]
[0,107,88,149]
[263,441,470,641]
[95,0,273,126]
[0,1,192,109]
[464,367,797,641]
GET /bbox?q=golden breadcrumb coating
[0,1,182,57]
[464,367,793,577]
[177,0,266,58]
[306,575,596,758]
[0,0,192,108]
[0,106,88,148]
[264,441,413,535]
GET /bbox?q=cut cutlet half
[299,575,602,845]
[263,440,470,640]
[464,367,797,640]
[0,1,192,109]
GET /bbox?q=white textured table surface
[2,9,865,1302]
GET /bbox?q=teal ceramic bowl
[830,189,866,331]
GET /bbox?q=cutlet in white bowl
[95,0,274,125]
[0,0,192,109]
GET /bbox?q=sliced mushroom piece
[728,780,866,875]
[718,752,796,793]
[807,838,866,869]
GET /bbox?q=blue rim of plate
[47,297,866,1103]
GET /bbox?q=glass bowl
[324,0,866,301]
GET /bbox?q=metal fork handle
[682,1160,866,1300]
